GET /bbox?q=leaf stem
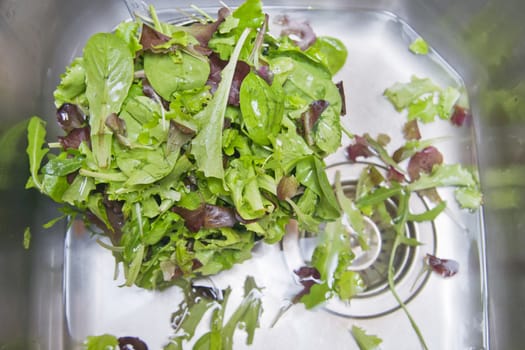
[388,191,429,350]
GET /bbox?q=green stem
[388,191,429,350]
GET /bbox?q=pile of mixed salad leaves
[25,0,483,349]
[26,0,347,290]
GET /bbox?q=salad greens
[25,0,484,348]
[26,0,345,290]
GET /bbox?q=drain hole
[283,169,437,318]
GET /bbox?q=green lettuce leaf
[409,37,429,55]
[53,57,87,108]
[350,325,383,350]
[384,76,440,111]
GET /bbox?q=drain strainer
[282,163,437,318]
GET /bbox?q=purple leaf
[142,78,170,110]
[256,64,273,86]
[345,135,374,162]
[139,24,172,51]
[172,204,239,233]
[407,146,443,181]
[206,54,251,106]
[301,100,329,145]
[292,266,321,303]
[450,105,471,127]
[184,7,230,48]
[118,336,148,350]
[58,126,91,150]
[336,81,347,116]
[277,15,317,50]
[387,165,405,183]
[56,103,86,132]
[425,254,459,277]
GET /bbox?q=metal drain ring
[282,162,437,318]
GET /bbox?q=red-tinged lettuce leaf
[142,78,170,110]
[407,146,443,181]
[451,105,471,126]
[425,253,459,277]
[292,266,321,303]
[56,103,86,132]
[206,53,251,106]
[172,204,238,233]
[277,15,316,50]
[140,24,172,50]
[299,281,330,309]
[301,100,330,146]
[387,165,406,183]
[58,126,91,150]
[402,119,421,140]
[185,7,230,48]
[346,135,374,162]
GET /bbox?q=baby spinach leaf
[144,51,210,101]
[239,71,284,145]
[305,36,348,74]
[84,33,134,169]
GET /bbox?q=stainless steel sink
[1,0,524,349]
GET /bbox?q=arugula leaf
[350,325,383,350]
[26,117,49,192]
[409,37,430,55]
[384,76,440,111]
[84,33,134,168]
[41,154,84,176]
[191,29,251,179]
[407,201,447,222]
[295,156,341,220]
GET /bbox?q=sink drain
[282,163,437,318]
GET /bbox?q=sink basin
[1,0,524,349]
